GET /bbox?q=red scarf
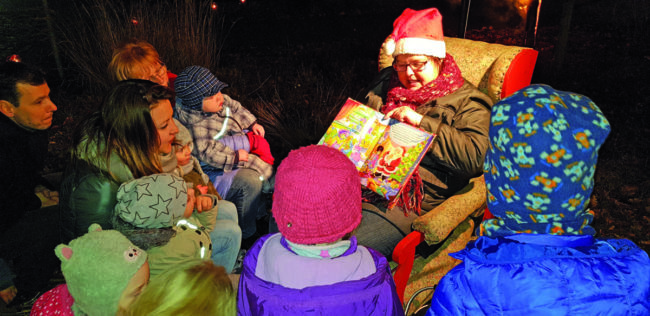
[382,54,464,215]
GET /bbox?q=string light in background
[6,54,21,62]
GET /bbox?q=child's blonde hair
[127,260,235,316]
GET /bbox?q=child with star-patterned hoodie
[111,173,238,277]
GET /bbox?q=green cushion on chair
[412,176,486,245]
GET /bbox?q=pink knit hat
[272,145,362,245]
[386,8,446,58]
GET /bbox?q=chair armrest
[412,175,486,245]
[392,230,425,304]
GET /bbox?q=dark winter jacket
[0,114,50,231]
[59,141,134,243]
[363,67,492,232]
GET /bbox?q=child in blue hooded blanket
[237,145,404,315]
[428,85,650,315]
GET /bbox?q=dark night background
[1,0,649,286]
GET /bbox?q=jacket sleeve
[418,84,493,178]
[192,194,219,232]
[361,67,393,111]
[224,95,257,131]
[147,229,209,277]
[0,141,43,221]
[191,124,239,172]
[59,162,119,242]
[0,258,14,290]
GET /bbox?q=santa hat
[385,8,446,58]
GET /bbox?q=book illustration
[319,102,388,169]
[319,98,435,202]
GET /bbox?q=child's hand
[251,123,265,137]
[35,185,59,208]
[184,189,196,218]
[195,195,214,213]
[0,285,17,304]
[238,149,249,162]
[196,184,209,195]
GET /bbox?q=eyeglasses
[393,60,429,72]
[149,62,167,82]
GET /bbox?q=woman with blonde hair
[108,39,171,87]
[128,260,236,316]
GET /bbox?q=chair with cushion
[380,36,538,313]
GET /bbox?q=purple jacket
[237,233,404,315]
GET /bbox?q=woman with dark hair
[59,80,240,271]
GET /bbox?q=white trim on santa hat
[392,37,446,58]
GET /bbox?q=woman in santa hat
[356,8,493,258]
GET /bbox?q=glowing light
[211,2,217,10]
[515,0,534,19]
[240,0,246,3]
[212,106,231,140]
[6,54,21,62]
[131,17,139,25]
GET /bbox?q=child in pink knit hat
[237,145,403,315]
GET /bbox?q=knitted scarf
[382,53,464,215]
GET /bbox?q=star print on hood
[115,174,188,228]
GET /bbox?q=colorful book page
[318,99,387,170]
[362,122,435,201]
[319,98,436,202]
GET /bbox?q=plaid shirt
[175,94,273,179]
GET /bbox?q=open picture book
[318,98,436,206]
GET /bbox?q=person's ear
[0,100,16,118]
